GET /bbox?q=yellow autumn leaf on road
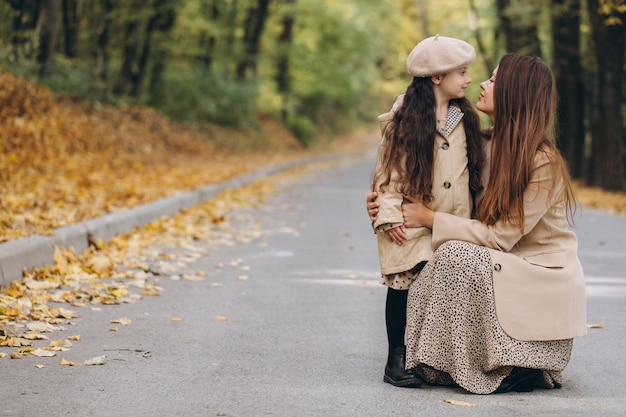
[216,316,229,322]
[110,318,132,325]
[83,355,106,366]
[181,275,203,281]
[49,307,77,319]
[50,339,64,348]
[68,335,80,341]
[443,399,477,407]
[22,333,48,340]
[60,358,76,366]
[171,317,181,321]
[0,337,32,347]
[32,348,56,357]
[24,279,60,291]
[587,322,604,329]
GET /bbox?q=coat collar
[436,105,464,139]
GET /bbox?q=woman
[366,54,587,394]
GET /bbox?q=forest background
[0,0,625,244]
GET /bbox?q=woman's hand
[402,195,435,229]
[366,191,379,222]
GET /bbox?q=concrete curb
[0,153,350,288]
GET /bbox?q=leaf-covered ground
[0,69,624,363]
[0,69,312,243]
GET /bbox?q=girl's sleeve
[377,95,404,136]
[431,152,560,252]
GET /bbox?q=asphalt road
[2,151,626,417]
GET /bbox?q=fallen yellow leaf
[110,318,132,325]
[68,335,80,341]
[50,339,63,348]
[83,355,106,366]
[216,316,229,322]
[60,358,76,366]
[443,399,477,407]
[587,322,604,329]
[181,275,203,281]
[32,348,56,357]
[171,317,181,321]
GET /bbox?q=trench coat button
[443,181,451,189]
[494,263,502,272]
[442,142,450,150]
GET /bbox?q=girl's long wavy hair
[375,76,483,203]
[475,54,576,229]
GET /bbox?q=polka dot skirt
[405,240,573,394]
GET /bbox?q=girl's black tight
[385,287,408,362]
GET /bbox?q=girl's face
[477,66,497,120]
[436,67,472,100]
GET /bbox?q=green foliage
[0,54,110,102]
[286,115,315,146]
[154,66,257,127]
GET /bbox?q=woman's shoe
[495,367,541,393]
[383,346,423,388]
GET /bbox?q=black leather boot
[383,346,423,388]
[495,367,541,393]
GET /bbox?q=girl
[371,35,483,387]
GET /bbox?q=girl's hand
[385,226,407,245]
[366,191,379,222]
[402,195,435,229]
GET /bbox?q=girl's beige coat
[373,95,472,275]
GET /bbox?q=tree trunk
[200,0,220,71]
[468,0,493,72]
[7,0,38,61]
[35,0,61,76]
[61,0,78,57]
[585,0,626,190]
[226,0,238,56]
[495,0,542,56]
[236,0,272,81]
[113,18,141,95]
[551,0,585,179]
[137,0,176,98]
[96,0,115,83]
[276,0,296,121]
[132,18,157,97]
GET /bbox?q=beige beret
[406,34,475,77]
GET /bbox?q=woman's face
[476,66,497,121]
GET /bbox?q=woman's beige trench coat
[431,139,587,342]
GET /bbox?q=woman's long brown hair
[375,76,483,203]
[475,54,576,229]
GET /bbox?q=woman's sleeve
[431,153,559,252]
